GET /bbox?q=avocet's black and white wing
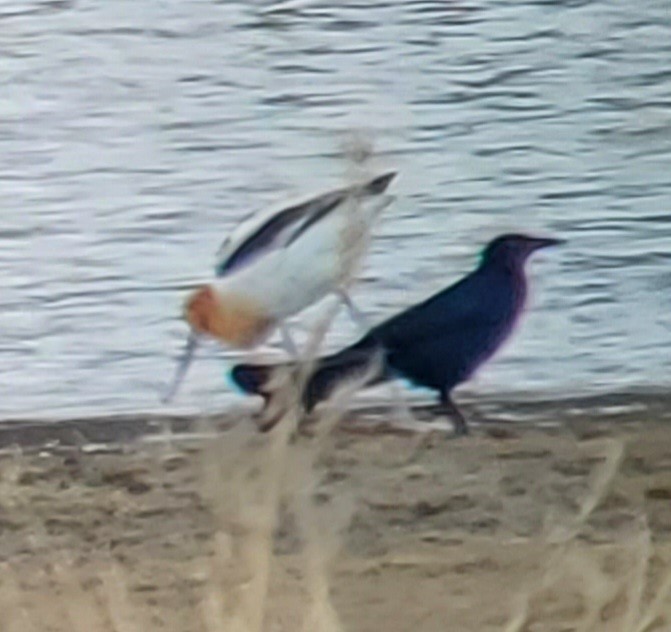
[214,172,396,277]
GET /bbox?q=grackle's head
[481,233,564,266]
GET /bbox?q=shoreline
[1,387,670,453]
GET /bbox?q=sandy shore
[1,400,671,631]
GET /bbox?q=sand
[1,402,671,632]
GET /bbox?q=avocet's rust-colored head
[183,285,273,348]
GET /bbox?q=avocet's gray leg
[279,323,300,359]
[337,289,369,332]
[161,333,198,404]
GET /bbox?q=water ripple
[1,0,670,419]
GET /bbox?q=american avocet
[162,171,396,403]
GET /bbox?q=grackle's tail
[230,363,275,399]
[230,337,386,413]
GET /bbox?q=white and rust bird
[161,171,397,403]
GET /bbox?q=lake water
[1,0,670,420]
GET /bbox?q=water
[1,0,670,420]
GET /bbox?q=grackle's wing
[214,172,396,277]
[375,270,506,344]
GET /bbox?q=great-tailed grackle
[230,234,563,435]
[161,171,396,402]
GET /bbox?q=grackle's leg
[440,391,469,436]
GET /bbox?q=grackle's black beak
[530,236,565,251]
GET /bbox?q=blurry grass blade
[622,519,652,632]
[634,561,671,632]
[100,563,144,632]
[55,563,109,632]
[0,565,39,632]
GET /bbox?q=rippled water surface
[2,0,671,419]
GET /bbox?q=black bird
[231,234,563,435]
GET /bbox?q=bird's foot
[452,421,470,437]
[256,413,282,433]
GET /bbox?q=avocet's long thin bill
[161,333,198,404]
